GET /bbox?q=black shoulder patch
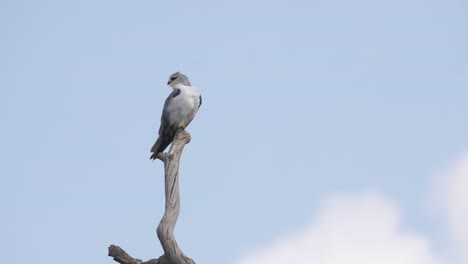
[172,89,181,98]
[198,95,202,109]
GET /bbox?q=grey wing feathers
[149,91,179,159]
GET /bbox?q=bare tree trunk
[108,129,196,264]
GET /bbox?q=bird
[150,72,202,160]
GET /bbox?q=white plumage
[165,83,201,128]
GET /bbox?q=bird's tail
[150,128,176,160]
[150,139,164,160]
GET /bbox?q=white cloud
[236,151,468,264]
[434,151,468,262]
[236,192,442,264]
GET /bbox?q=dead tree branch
[108,129,196,264]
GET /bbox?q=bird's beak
[167,80,171,85]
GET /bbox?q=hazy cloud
[236,192,441,264]
[434,151,468,262]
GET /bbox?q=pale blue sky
[2,0,468,263]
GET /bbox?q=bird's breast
[166,89,200,126]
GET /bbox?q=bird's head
[167,72,191,87]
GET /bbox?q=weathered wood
[108,129,196,264]
[108,245,159,264]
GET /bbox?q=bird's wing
[150,89,180,156]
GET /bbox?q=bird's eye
[170,76,177,80]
